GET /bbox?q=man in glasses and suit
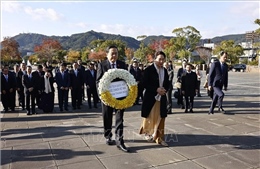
[96,45,129,152]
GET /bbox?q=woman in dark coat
[139,51,169,147]
[40,66,55,113]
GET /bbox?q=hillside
[11,31,247,56]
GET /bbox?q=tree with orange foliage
[1,37,21,62]
[34,38,62,62]
[125,47,135,63]
[88,50,106,61]
[149,39,169,51]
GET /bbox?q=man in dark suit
[181,63,198,113]
[1,65,16,112]
[17,63,27,110]
[176,60,187,109]
[85,62,98,109]
[32,65,45,109]
[96,45,129,152]
[77,59,86,102]
[164,61,174,114]
[70,62,84,110]
[22,66,37,115]
[208,51,229,114]
[55,63,70,112]
[129,60,142,105]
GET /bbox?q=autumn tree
[81,47,91,62]
[149,39,169,51]
[213,40,244,64]
[55,50,68,62]
[1,37,21,62]
[134,35,155,64]
[170,26,201,61]
[67,50,80,63]
[89,39,127,61]
[34,38,62,62]
[125,47,135,63]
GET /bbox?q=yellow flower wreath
[98,69,138,109]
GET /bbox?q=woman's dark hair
[154,51,166,59]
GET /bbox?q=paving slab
[154,160,204,169]
[171,144,221,159]
[138,148,186,166]
[11,142,56,169]
[52,147,98,166]
[58,159,105,169]
[193,153,252,169]
[227,149,260,168]
[99,153,151,169]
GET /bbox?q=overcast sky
[1,1,259,41]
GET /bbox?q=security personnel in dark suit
[70,62,84,110]
[96,45,129,152]
[77,59,86,102]
[208,51,229,114]
[181,63,198,113]
[17,63,27,110]
[129,60,142,105]
[22,66,37,115]
[176,60,187,109]
[1,65,16,112]
[85,62,98,109]
[163,61,174,114]
[32,65,45,109]
[55,63,70,112]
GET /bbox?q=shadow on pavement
[1,149,103,165]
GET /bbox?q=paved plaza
[1,71,260,169]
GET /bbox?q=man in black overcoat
[181,64,198,113]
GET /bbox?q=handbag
[174,82,181,89]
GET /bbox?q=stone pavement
[1,71,260,169]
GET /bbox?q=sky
[1,1,259,41]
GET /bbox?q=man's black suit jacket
[96,60,127,103]
[208,61,228,89]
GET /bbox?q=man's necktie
[112,64,115,68]
[221,63,224,73]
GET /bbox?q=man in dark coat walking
[181,63,198,113]
[208,51,229,114]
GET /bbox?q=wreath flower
[98,69,138,109]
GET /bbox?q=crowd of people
[1,45,229,152]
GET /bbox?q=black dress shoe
[184,109,188,113]
[189,109,194,113]
[27,111,32,115]
[218,107,226,113]
[106,138,113,145]
[117,143,129,152]
[208,111,214,115]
